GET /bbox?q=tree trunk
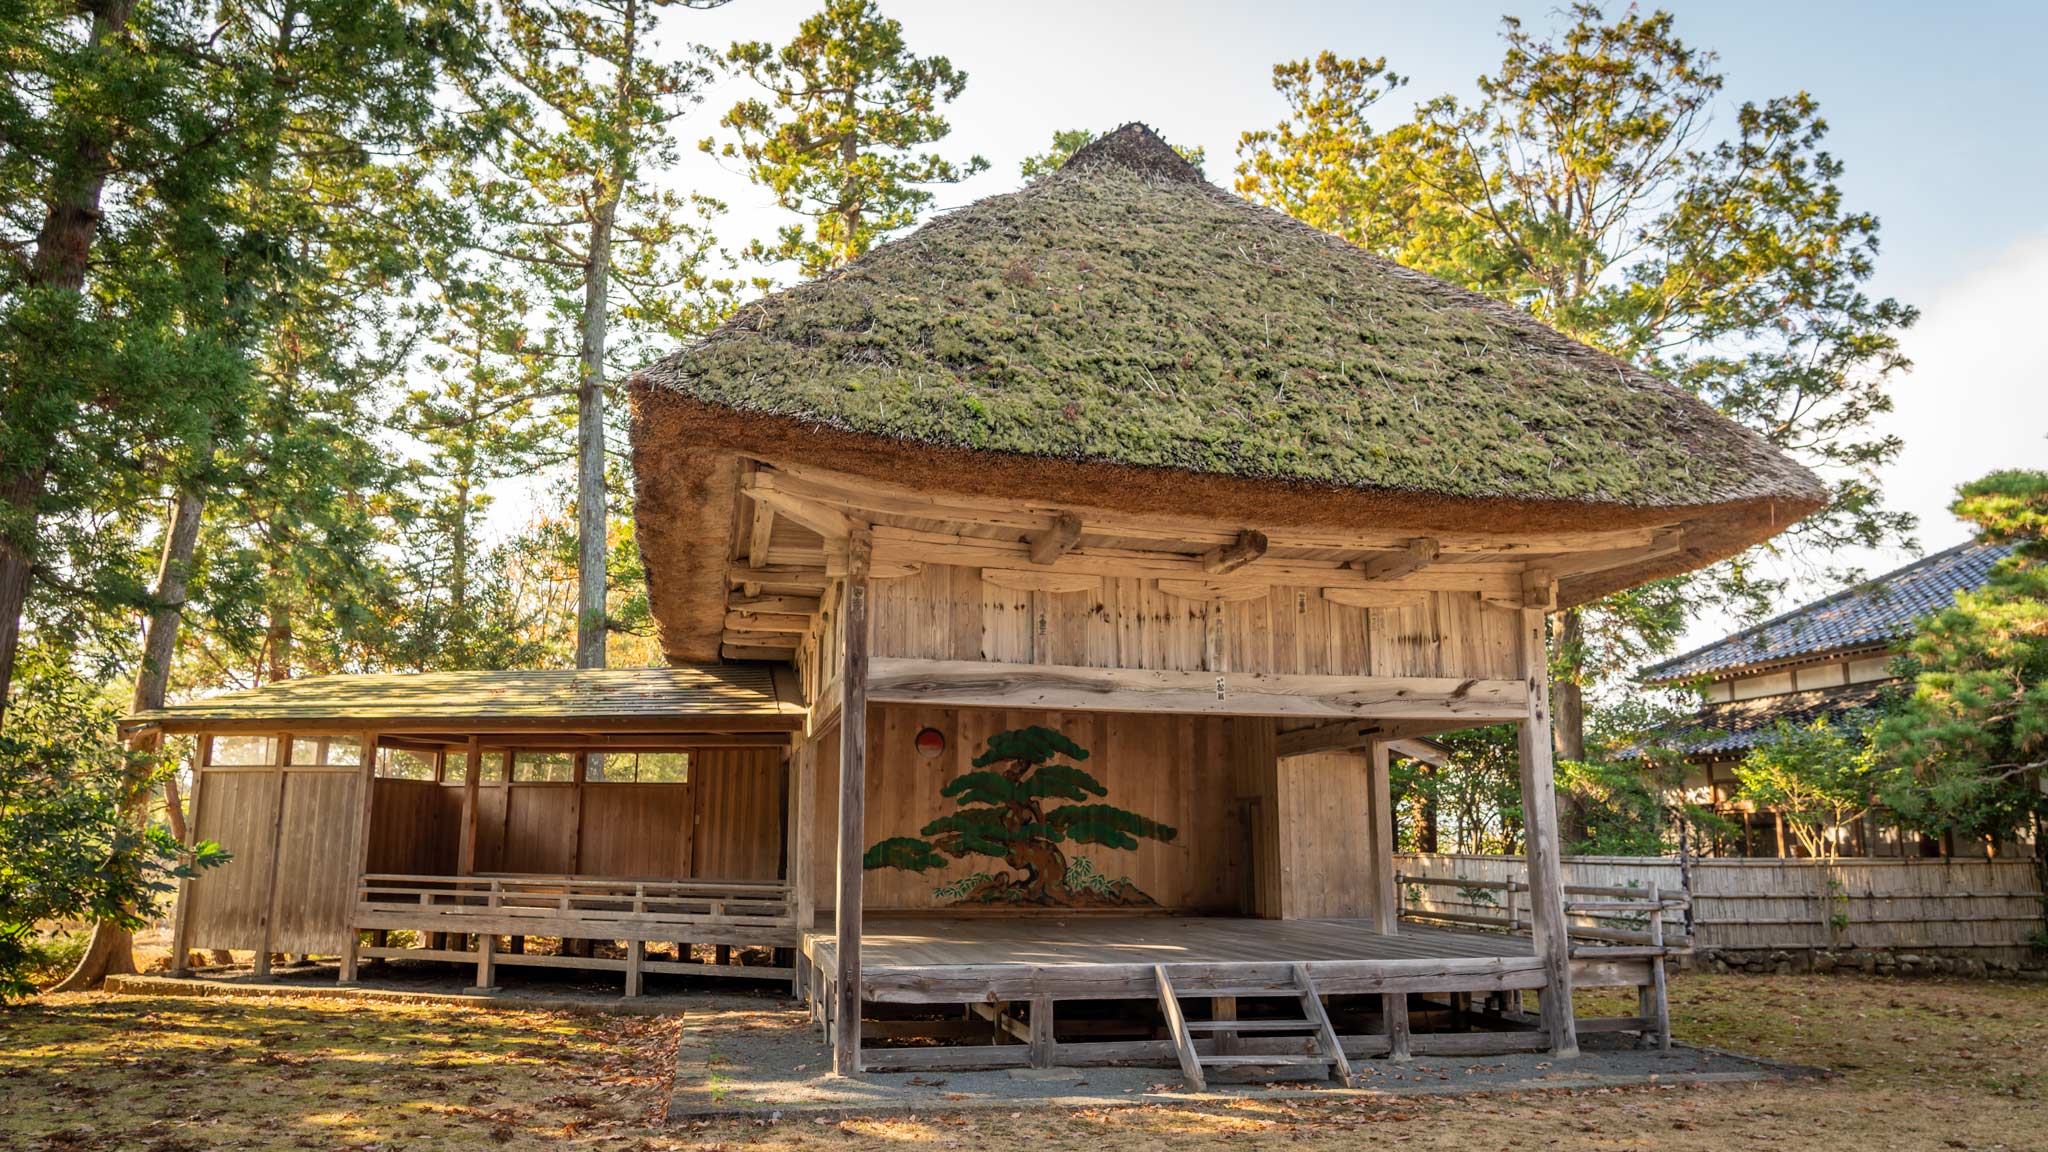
[0,0,140,728]
[53,483,206,991]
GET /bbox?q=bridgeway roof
[1643,540,2015,683]
[125,667,805,733]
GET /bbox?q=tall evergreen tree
[455,0,733,672]
[1234,7,1915,782]
[708,0,986,278]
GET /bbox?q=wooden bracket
[1202,529,1269,575]
[1027,512,1084,565]
[1350,537,1440,581]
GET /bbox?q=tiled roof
[1671,680,1900,757]
[1641,540,2015,682]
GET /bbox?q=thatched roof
[628,123,1825,661]
[634,124,1820,509]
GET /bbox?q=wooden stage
[800,913,1649,1006]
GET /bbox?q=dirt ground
[1,971,2042,1151]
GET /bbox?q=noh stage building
[133,124,1822,1086]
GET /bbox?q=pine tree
[708,0,986,278]
[1876,471,2048,846]
[1234,6,1916,779]
[863,726,1177,907]
[455,0,734,673]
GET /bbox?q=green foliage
[1019,128,1206,180]
[1736,717,1881,860]
[709,0,987,277]
[1556,757,1674,856]
[1234,4,1917,712]
[1389,726,1525,854]
[1875,470,2048,845]
[0,654,225,999]
[863,725,1175,907]
[971,725,1089,769]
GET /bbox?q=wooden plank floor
[806,914,1534,972]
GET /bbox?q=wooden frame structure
[133,667,812,997]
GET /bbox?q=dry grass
[1,971,2042,1151]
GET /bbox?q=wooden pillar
[339,729,380,984]
[254,732,292,978]
[1366,740,1398,935]
[833,526,872,1076]
[1516,606,1579,1056]
[1029,998,1054,1067]
[168,736,213,977]
[456,735,483,875]
[796,734,818,931]
[568,751,588,875]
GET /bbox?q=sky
[581,0,2048,653]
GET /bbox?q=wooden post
[168,736,213,977]
[1212,995,1238,1056]
[1029,998,1055,1067]
[568,751,588,874]
[796,734,818,931]
[1383,992,1411,1061]
[783,743,803,997]
[833,526,872,1076]
[456,735,483,875]
[1367,740,1398,934]
[339,729,380,984]
[254,732,292,978]
[1516,607,1579,1056]
[1647,882,1670,1050]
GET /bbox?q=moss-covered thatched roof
[633,124,1821,510]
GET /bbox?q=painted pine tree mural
[863,726,1177,907]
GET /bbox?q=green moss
[643,131,1812,506]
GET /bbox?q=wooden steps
[1155,962,1354,1091]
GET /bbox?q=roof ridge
[1060,121,1203,183]
[1641,538,2012,680]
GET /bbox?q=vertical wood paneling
[269,770,359,953]
[1276,751,1371,920]
[186,771,282,950]
[691,747,786,881]
[578,783,691,878]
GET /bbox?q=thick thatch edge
[629,387,1824,664]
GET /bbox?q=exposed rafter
[1351,537,1440,581]
[1202,529,1269,575]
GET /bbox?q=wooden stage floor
[800,914,1580,1004]
[808,914,1533,970]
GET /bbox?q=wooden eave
[122,666,807,738]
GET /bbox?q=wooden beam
[869,525,1518,600]
[748,499,777,566]
[747,476,855,544]
[1317,586,1429,610]
[1553,527,1684,577]
[724,610,813,634]
[722,630,801,649]
[1351,537,1440,581]
[723,643,803,662]
[1274,720,1381,758]
[866,657,1529,722]
[1516,607,1579,1057]
[1202,529,1268,575]
[834,526,872,1076]
[730,594,821,615]
[1027,512,1084,565]
[1155,578,1271,603]
[725,564,829,591]
[982,568,1097,594]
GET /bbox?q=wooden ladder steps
[1182,1019,1319,1032]
[1155,963,1355,1091]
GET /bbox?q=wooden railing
[1393,872,1692,953]
[347,872,799,996]
[1395,871,1682,1048]
[355,872,793,928]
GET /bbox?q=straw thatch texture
[635,124,1820,509]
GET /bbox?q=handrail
[1395,869,1692,953]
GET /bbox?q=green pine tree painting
[863,726,1178,907]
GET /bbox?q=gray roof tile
[1642,540,2013,682]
